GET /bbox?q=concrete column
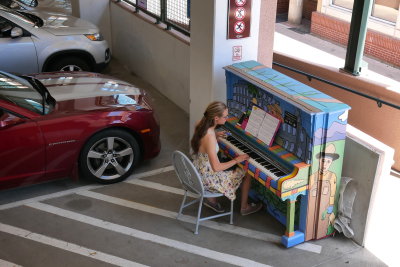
[70,0,80,17]
[257,0,277,67]
[288,0,304,25]
[76,0,112,51]
[189,0,261,138]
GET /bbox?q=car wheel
[79,129,140,184]
[49,57,90,72]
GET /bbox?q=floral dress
[192,151,245,201]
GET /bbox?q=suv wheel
[49,57,90,72]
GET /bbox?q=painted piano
[218,60,351,247]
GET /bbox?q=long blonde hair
[191,101,227,154]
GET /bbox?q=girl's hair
[191,101,227,154]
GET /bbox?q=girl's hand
[235,154,249,163]
[216,130,228,139]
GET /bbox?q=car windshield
[0,72,54,115]
[0,5,35,26]
[17,0,38,7]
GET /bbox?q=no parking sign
[228,0,251,39]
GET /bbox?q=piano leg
[281,199,305,248]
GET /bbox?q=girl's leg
[240,173,251,210]
[207,197,217,204]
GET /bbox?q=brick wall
[311,12,400,67]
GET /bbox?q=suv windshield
[0,71,54,114]
[0,5,35,26]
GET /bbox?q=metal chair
[172,150,234,234]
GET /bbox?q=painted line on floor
[78,190,280,242]
[0,259,22,267]
[0,223,148,267]
[126,166,175,181]
[26,202,272,267]
[126,178,198,197]
[76,190,321,254]
[0,184,103,211]
[0,166,174,211]
[124,180,322,254]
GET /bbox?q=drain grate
[288,27,310,35]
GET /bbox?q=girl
[191,101,262,215]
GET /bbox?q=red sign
[232,46,242,61]
[228,0,251,39]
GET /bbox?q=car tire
[49,57,91,72]
[79,129,140,184]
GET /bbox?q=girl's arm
[204,133,247,172]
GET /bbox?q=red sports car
[0,71,160,190]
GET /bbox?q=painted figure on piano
[308,143,340,237]
[191,101,263,215]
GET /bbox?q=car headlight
[84,33,104,41]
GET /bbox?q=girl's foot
[240,202,263,216]
[203,199,225,213]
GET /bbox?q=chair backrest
[172,151,204,196]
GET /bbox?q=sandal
[241,202,263,216]
[203,199,225,213]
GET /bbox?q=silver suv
[0,5,110,73]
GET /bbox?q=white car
[0,0,71,14]
[0,5,110,73]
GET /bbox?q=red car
[0,71,160,190]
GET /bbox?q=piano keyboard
[218,129,290,181]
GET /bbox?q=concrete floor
[0,59,388,267]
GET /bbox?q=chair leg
[230,199,234,225]
[194,196,204,234]
[177,190,188,219]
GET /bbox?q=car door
[0,15,38,74]
[0,108,46,189]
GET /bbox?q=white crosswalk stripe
[124,179,322,253]
[77,189,282,243]
[0,223,148,267]
[0,259,22,267]
[26,202,272,267]
[0,166,174,211]
[0,166,322,266]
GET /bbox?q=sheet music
[245,105,280,146]
[245,106,265,137]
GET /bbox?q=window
[332,0,354,10]
[122,0,190,35]
[331,0,399,23]
[371,0,399,23]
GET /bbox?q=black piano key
[275,171,286,177]
[269,167,278,173]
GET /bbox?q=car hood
[32,72,149,112]
[33,11,98,35]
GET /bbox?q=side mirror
[30,0,38,7]
[11,27,23,38]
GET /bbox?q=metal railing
[121,0,190,36]
[273,62,400,110]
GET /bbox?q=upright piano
[218,61,351,247]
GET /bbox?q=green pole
[343,0,373,76]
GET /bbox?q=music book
[245,105,281,146]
